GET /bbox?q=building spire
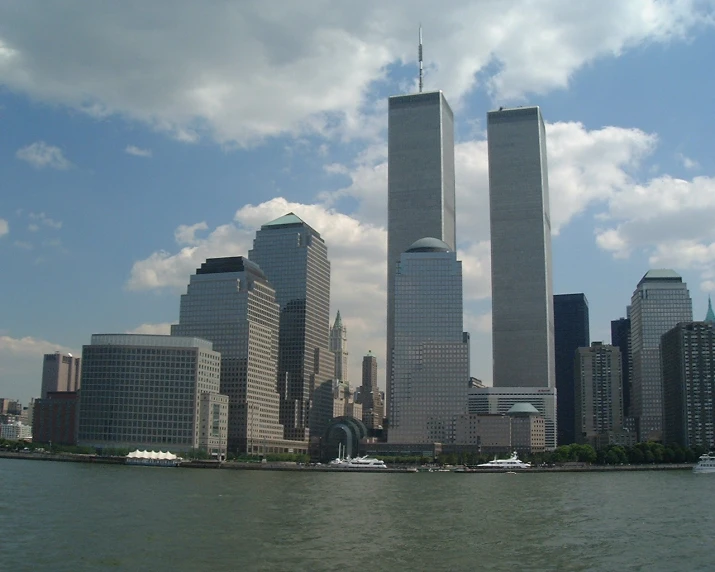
[334,310,342,328]
[705,296,715,324]
[418,25,423,93]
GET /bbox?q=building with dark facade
[662,322,715,449]
[249,213,334,442]
[32,391,79,445]
[554,293,590,445]
[359,351,384,430]
[611,316,632,417]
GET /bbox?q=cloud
[677,152,699,170]
[0,335,75,357]
[125,145,152,158]
[174,222,209,246]
[15,141,71,169]
[0,218,8,237]
[0,1,711,145]
[28,212,63,231]
[126,322,172,335]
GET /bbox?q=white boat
[329,445,387,469]
[477,452,531,469]
[693,453,715,474]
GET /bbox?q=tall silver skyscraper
[488,106,555,388]
[171,257,286,455]
[387,91,456,412]
[249,213,334,442]
[630,269,692,442]
[388,238,469,444]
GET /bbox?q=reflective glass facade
[387,91,456,416]
[389,243,468,444]
[488,106,555,388]
[249,215,334,441]
[78,334,227,456]
[630,270,692,441]
[172,258,284,453]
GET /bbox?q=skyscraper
[172,257,286,455]
[329,311,348,384]
[630,269,692,441]
[41,351,81,398]
[575,342,624,446]
[611,315,632,417]
[389,238,468,444]
[554,293,590,445]
[488,106,555,388]
[360,351,384,430]
[662,321,715,448]
[387,91,456,417]
[249,213,334,441]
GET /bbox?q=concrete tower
[387,91,456,416]
[249,213,334,441]
[488,106,554,388]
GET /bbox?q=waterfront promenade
[0,450,694,473]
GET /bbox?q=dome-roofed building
[406,237,451,253]
[507,402,545,454]
[506,403,541,416]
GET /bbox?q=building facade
[78,334,227,458]
[41,352,81,398]
[662,322,715,449]
[468,386,557,450]
[575,343,624,447]
[329,311,348,384]
[387,91,456,419]
[360,351,384,430]
[488,106,555,389]
[32,391,79,445]
[0,422,32,441]
[611,315,632,417]
[554,293,590,445]
[630,270,692,441]
[388,238,469,444]
[172,257,290,455]
[249,213,334,442]
[454,414,512,452]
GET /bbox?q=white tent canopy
[126,449,179,460]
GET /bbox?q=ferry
[693,453,715,474]
[329,445,387,469]
[477,452,531,469]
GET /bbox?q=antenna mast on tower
[418,25,423,93]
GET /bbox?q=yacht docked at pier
[477,452,531,469]
[693,453,715,474]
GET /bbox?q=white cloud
[0,218,8,237]
[0,335,75,357]
[28,212,62,230]
[125,145,152,158]
[126,323,172,335]
[677,152,699,170]
[15,141,71,169]
[0,1,711,145]
[174,222,209,246]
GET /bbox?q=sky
[2,0,715,405]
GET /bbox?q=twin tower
[386,92,554,444]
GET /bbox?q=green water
[1,459,713,571]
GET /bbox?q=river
[1,459,713,571]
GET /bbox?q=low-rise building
[1,422,32,441]
[33,392,79,445]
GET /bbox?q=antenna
[418,25,423,93]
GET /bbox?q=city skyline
[3,4,715,405]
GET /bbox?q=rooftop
[196,256,267,280]
[506,403,541,415]
[406,237,451,253]
[263,212,305,227]
[638,269,683,286]
[89,334,214,350]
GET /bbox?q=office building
[387,91,456,417]
[360,351,384,430]
[611,315,632,417]
[554,293,590,445]
[388,238,469,444]
[249,213,334,442]
[630,270,692,441]
[488,106,555,388]
[78,334,228,457]
[329,311,348,384]
[0,422,32,441]
[575,343,624,447]
[468,386,557,450]
[33,392,79,445]
[454,414,512,452]
[662,322,715,448]
[172,257,292,455]
[41,352,81,398]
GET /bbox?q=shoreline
[0,451,694,473]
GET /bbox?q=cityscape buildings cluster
[3,71,715,459]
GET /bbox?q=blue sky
[2,0,715,405]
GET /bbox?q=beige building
[41,352,81,398]
[575,342,624,447]
[455,414,511,452]
[508,404,546,453]
[78,334,228,458]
